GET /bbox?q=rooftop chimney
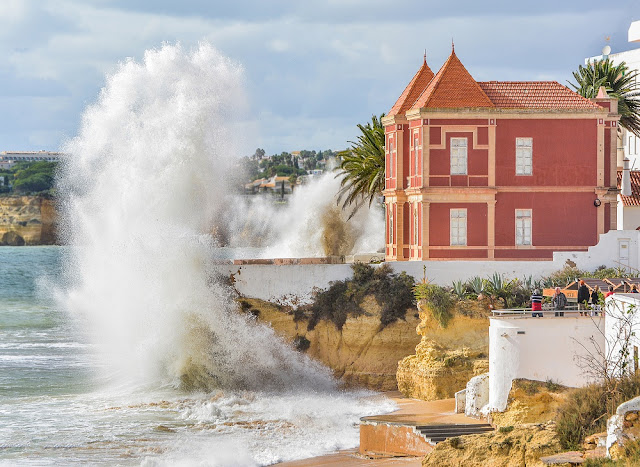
[622,157,632,196]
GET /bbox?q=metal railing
[491,305,604,318]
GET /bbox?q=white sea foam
[223,172,385,258]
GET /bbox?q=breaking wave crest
[57,42,336,393]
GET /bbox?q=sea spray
[57,42,335,393]
[222,172,385,258]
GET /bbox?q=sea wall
[217,230,640,305]
[0,196,57,245]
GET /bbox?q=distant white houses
[244,175,292,195]
[0,151,62,169]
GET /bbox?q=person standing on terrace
[605,285,615,298]
[577,280,590,314]
[552,287,567,317]
[531,289,543,317]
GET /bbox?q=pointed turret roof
[387,56,435,117]
[410,49,494,110]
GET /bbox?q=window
[516,138,533,175]
[450,138,467,175]
[515,209,532,245]
[450,209,467,246]
[414,133,419,177]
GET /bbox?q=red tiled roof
[478,81,604,110]
[388,59,435,117]
[411,50,494,110]
[617,170,640,206]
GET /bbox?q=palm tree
[569,59,640,137]
[336,114,386,217]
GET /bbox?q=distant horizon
[0,1,637,157]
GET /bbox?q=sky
[0,0,639,157]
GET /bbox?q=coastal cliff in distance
[0,196,57,245]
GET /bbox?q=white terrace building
[0,151,62,169]
[462,293,640,417]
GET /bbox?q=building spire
[451,38,455,53]
[424,49,427,64]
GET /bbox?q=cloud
[0,0,636,154]
[268,39,290,53]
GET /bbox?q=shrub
[307,263,416,329]
[499,426,514,434]
[292,335,311,352]
[414,283,455,328]
[449,436,463,449]
[545,379,562,392]
[556,375,640,450]
[544,265,588,288]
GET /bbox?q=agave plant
[451,280,466,299]
[469,276,486,296]
[487,272,504,295]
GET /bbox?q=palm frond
[569,59,640,137]
[335,114,386,218]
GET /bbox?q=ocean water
[0,246,394,466]
[0,42,394,466]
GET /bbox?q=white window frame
[450,208,467,246]
[515,209,532,246]
[515,137,533,175]
[450,138,467,175]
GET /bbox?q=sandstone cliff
[0,196,57,245]
[240,297,421,390]
[396,302,489,400]
[422,422,562,467]
[423,381,570,466]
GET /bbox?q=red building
[382,48,620,261]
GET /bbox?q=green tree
[12,161,57,194]
[336,114,385,217]
[569,59,640,137]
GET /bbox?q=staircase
[416,423,495,444]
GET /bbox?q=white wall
[619,203,640,231]
[488,316,605,411]
[220,263,355,306]
[215,230,640,305]
[605,294,640,377]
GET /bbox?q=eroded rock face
[423,422,561,467]
[0,196,57,245]
[396,305,489,401]
[607,396,640,459]
[240,297,421,390]
[489,379,568,428]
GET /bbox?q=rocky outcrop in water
[239,297,421,390]
[0,196,57,245]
